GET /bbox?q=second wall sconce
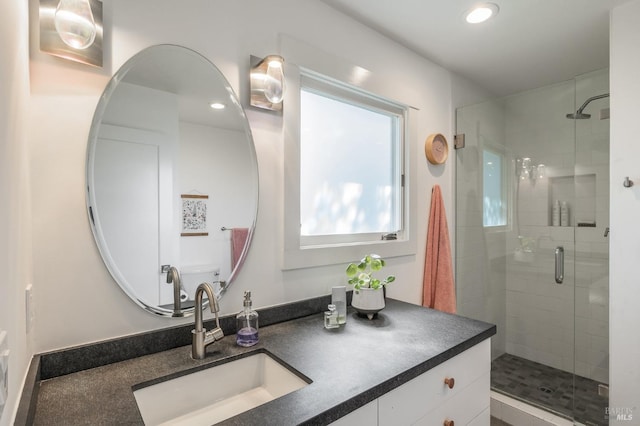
[250,55,285,112]
[516,157,545,182]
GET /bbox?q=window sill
[282,238,415,270]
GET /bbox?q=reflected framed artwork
[181,194,209,236]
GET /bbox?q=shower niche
[547,173,597,227]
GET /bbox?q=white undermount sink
[133,351,310,425]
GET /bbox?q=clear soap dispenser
[236,291,259,347]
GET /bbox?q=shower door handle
[555,246,564,284]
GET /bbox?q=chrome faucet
[192,282,224,359]
[166,266,183,317]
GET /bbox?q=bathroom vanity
[57,44,498,425]
[18,298,495,425]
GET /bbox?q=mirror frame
[85,45,259,317]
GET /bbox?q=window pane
[483,149,506,227]
[300,89,400,236]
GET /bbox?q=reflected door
[94,124,177,306]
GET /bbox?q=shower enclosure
[455,69,609,425]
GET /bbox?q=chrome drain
[538,386,554,394]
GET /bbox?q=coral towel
[422,185,456,314]
[231,228,249,269]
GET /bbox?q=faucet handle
[208,327,224,341]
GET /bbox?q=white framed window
[282,52,417,270]
[299,72,405,246]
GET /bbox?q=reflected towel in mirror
[231,228,249,269]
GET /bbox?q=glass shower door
[455,70,610,425]
[572,69,610,424]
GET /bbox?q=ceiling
[321,0,631,97]
[122,47,246,131]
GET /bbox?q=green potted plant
[346,254,395,319]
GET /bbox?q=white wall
[0,1,32,424]
[610,0,640,417]
[26,0,470,353]
[179,123,256,284]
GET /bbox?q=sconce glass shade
[516,157,545,182]
[520,157,531,180]
[537,164,546,179]
[250,55,285,111]
[54,0,96,50]
[264,59,284,104]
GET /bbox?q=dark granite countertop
[30,299,495,425]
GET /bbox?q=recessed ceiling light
[465,3,499,24]
[210,102,226,110]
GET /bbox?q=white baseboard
[491,391,576,426]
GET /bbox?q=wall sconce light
[54,0,96,49]
[250,55,285,112]
[516,157,545,182]
[39,0,103,67]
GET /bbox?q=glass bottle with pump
[236,291,259,347]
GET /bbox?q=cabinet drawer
[413,372,490,426]
[378,339,490,426]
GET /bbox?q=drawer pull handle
[444,420,454,426]
[444,377,455,389]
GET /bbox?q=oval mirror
[86,45,259,317]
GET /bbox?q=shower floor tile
[491,353,608,426]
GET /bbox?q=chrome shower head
[566,112,591,119]
[567,93,609,120]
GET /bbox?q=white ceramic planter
[351,288,385,320]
